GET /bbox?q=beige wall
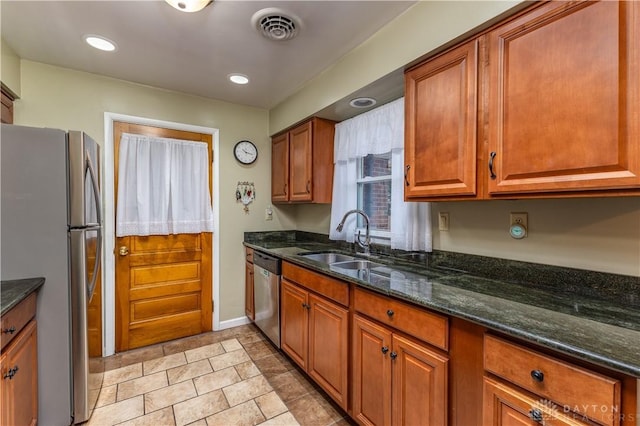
[269,0,523,134]
[1,38,21,96]
[15,60,295,322]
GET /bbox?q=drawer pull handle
[381,346,389,354]
[390,351,398,360]
[489,151,497,179]
[2,326,16,334]
[529,408,543,423]
[530,369,544,382]
[386,309,394,317]
[3,366,19,380]
[404,165,410,187]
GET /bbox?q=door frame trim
[103,112,220,356]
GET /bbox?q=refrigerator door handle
[85,152,102,227]
[87,226,102,302]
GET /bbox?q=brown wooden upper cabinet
[405,0,640,201]
[271,117,335,204]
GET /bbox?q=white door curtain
[329,97,432,251]
[116,133,214,237]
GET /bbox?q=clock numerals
[234,140,257,164]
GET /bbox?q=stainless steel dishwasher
[253,251,282,348]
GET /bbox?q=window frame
[356,153,392,242]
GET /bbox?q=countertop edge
[1,277,45,316]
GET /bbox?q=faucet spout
[336,209,371,255]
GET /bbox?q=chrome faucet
[336,209,371,256]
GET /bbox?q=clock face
[234,140,257,164]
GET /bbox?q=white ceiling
[1,0,415,110]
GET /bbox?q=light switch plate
[438,212,450,231]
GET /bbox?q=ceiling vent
[251,8,302,41]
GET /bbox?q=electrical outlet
[509,212,528,238]
[438,212,450,231]
[265,206,273,221]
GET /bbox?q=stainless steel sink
[330,259,384,270]
[299,252,356,264]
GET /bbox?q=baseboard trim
[216,316,251,331]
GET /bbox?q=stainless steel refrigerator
[1,124,103,424]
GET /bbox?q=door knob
[119,246,129,256]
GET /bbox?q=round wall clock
[233,140,258,165]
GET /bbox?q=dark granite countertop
[1,278,45,316]
[244,234,640,377]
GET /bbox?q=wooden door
[392,334,448,426]
[352,314,392,426]
[308,293,349,410]
[280,280,308,369]
[245,260,254,321]
[486,0,640,195]
[114,122,213,352]
[483,377,588,426]
[1,320,38,426]
[404,38,479,199]
[271,132,289,202]
[288,121,313,202]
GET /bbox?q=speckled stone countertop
[244,232,640,377]
[1,278,45,316]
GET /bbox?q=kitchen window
[357,152,392,239]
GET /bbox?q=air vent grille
[252,8,301,41]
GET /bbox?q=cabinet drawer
[354,288,448,351]
[484,334,620,426]
[245,247,254,263]
[1,292,37,351]
[283,262,349,307]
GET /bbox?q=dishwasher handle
[253,251,282,275]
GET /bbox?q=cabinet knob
[530,369,544,382]
[489,151,497,179]
[3,366,18,380]
[381,346,389,354]
[2,326,16,334]
[301,302,310,310]
[529,408,543,423]
[386,309,394,317]
[390,351,398,360]
[404,165,410,187]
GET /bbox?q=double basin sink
[299,252,384,271]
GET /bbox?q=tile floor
[89,324,354,426]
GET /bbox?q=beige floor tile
[221,338,243,352]
[184,343,224,363]
[185,420,207,426]
[144,380,197,413]
[163,334,211,356]
[223,375,273,407]
[193,366,241,395]
[243,341,278,361]
[117,406,175,426]
[253,354,293,378]
[173,389,229,426]
[234,360,262,380]
[167,359,212,385]
[258,411,300,426]
[209,348,251,371]
[205,399,266,426]
[119,346,165,368]
[236,332,266,346]
[117,371,168,401]
[103,363,143,387]
[286,393,342,426]
[143,352,187,375]
[255,391,288,419]
[87,395,144,426]
[96,384,117,408]
[266,371,310,404]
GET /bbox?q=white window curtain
[116,133,214,237]
[329,98,432,251]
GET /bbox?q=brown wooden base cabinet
[352,314,448,426]
[1,293,38,426]
[281,278,349,410]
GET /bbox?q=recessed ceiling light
[349,97,377,108]
[84,35,117,52]
[229,74,249,85]
[165,0,212,13]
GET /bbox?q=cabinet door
[271,132,289,202]
[404,38,479,199]
[280,280,308,370]
[288,121,313,202]
[2,320,38,426]
[308,293,349,410]
[245,261,254,321]
[483,377,588,426]
[487,1,640,195]
[352,315,392,426]
[391,334,448,426]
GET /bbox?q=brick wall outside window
[358,153,392,232]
